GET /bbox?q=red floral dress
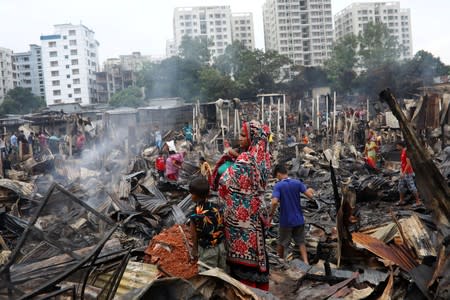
[218,121,271,288]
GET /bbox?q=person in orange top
[302,134,309,144]
[396,141,422,207]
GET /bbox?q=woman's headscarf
[239,120,271,191]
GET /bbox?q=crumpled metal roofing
[352,232,418,272]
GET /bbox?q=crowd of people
[151,115,423,292]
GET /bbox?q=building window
[70,49,78,55]
[52,80,60,86]
[73,78,80,84]
[51,71,59,76]
[71,59,78,65]
[69,29,76,36]
[68,94,72,98]
[69,40,77,46]
[53,90,61,96]
[50,61,58,67]
[66,65,70,69]
[49,51,58,57]
[74,88,81,94]
[72,69,79,75]
[64,45,68,49]
[48,41,56,48]
[54,99,62,104]
[75,98,82,102]
[67,84,71,88]
[67,75,70,78]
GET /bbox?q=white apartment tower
[334,2,412,58]
[41,24,99,106]
[0,47,14,103]
[231,13,255,50]
[13,44,45,98]
[171,6,255,58]
[263,0,334,66]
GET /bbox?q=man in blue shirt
[269,164,314,264]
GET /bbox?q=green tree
[289,66,330,99]
[0,87,45,115]
[215,45,291,98]
[109,86,145,107]
[179,36,211,65]
[324,34,358,93]
[198,67,236,101]
[358,22,401,71]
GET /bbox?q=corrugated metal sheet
[352,232,418,272]
[95,261,158,298]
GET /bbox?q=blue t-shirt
[272,178,307,228]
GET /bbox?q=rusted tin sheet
[352,232,418,272]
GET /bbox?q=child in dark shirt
[189,177,226,271]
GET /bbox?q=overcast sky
[1,0,449,64]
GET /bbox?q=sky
[1,0,449,64]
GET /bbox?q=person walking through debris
[218,120,271,291]
[269,164,315,264]
[76,131,86,154]
[183,122,193,144]
[18,130,29,155]
[155,151,166,181]
[199,157,212,185]
[165,150,185,181]
[10,132,18,153]
[154,125,162,150]
[189,177,226,271]
[396,141,422,207]
[364,135,378,169]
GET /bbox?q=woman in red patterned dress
[218,120,271,291]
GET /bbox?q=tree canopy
[109,86,145,108]
[0,87,45,115]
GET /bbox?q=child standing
[189,177,226,271]
[155,152,166,181]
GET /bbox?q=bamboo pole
[333,92,337,143]
[19,142,23,161]
[283,94,287,136]
[269,96,273,132]
[261,96,264,124]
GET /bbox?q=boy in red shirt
[155,152,166,181]
[396,141,422,207]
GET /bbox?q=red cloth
[76,135,85,150]
[238,279,269,291]
[155,156,166,171]
[401,149,413,174]
[167,173,177,181]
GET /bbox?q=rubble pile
[0,98,449,299]
[144,224,198,279]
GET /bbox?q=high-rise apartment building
[334,1,412,58]
[12,44,45,98]
[40,24,99,106]
[231,13,255,50]
[171,6,255,58]
[263,0,333,66]
[0,47,14,103]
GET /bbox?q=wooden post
[29,143,33,157]
[298,99,302,140]
[19,141,23,161]
[333,92,337,143]
[261,96,264,124]
[69,135,72,158]
[269,96,273,132]
[367,98,370,122]
[283,94,287,136]
[316,95,320,131]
